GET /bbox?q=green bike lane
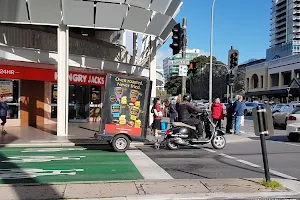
[0,147,143,184]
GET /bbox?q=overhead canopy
[0,0,182,42]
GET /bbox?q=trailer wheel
[111,135,130,152]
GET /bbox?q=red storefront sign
[0,65,106,86]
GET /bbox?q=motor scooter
[155,110,226,150]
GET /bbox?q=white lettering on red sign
[88,75,105,85]
[54,72,104,85]
[0,69,15,75]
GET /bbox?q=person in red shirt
[151,98,162,137]
[211,98,224,129]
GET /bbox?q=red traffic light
[231,52,238,57]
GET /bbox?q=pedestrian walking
[169,98,178,123]
[176,94,182,122]
[0,96,8,135]
[226,98,234,133]
[233,95,244,135]
[151,97,163,137]
[211,98,224,129]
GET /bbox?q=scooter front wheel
[211,135,226,149]
[166,138,180,150]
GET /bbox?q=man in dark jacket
[0,96,8,133]
[226,98,234,133]
[232,95,244,135]
[178,94,203,138]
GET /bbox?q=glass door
[69,85,90,122]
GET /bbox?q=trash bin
[160,121,169,132]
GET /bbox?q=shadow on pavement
[248,135,289,142]
[0,134,63,200]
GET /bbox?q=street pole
[181,18,187,97]
[209,0,216,108]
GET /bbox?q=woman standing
[152,98,162,137]
[211,98,224,129]
[175,94,182,121]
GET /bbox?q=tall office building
[163,49,201,82]
[267,0,300,60]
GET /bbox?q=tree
[189,56,227,100]
[164,76,182,96]
[164,55,227,101]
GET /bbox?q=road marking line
[202,148,298,180]
[219,153,235,159]
[126,150,173,180]
[236,159,260,168]
[202,148,216,153]
[269,169,298,180]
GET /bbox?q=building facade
[245,54,300,102]
[163,49,201,81]
[0,0,182,135]
[267,0,300,60]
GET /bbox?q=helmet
[183,94,192,102]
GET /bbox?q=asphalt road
[140,118,300,180]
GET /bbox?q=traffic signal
[229,50,239,69]
[188,61,197,76]
[226,73,235,85]
[169,23,182,55]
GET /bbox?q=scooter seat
[172,122,196,130]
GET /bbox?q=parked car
[273,103,300,127]
[286,105,300,142]
[244,102,258,116]
[271,104,286,113]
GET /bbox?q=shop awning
[0,0,182,43]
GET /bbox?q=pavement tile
[137,179,209,195]
[0,184,66,200]
[200,179,271,193]
[64,182,138,199]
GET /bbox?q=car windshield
[245,103,257,107]
[292,106,300,114]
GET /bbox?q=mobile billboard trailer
[97,74,152,152]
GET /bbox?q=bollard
[256,106,271,182]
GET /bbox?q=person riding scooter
[178,94,204,139]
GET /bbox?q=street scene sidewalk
[0,118,255,148]
[1,178,299,200]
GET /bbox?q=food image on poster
[100,74,149,137]
[115,87,123,99]
[130,90,141,103]
[0,81,13,98]
[111,104,121,118]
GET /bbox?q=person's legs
[226,116,232,133]
[184,119,203,138]
[217,119,222,129]
[234,116,241,134]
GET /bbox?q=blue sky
[157,0,272,67]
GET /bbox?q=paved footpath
[0,178,299,200]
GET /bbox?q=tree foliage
[165,55,227,100]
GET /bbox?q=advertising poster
[100,74,150,137]
[0,81,13,98]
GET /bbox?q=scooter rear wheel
[166,138,180,150]
[211,135,226,149]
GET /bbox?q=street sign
[168,59,190,66]
[178,65,188,76]
[252,106,274,136]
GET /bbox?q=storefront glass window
[51,83,92,122]
[0,80,20,119]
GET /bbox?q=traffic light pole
[181,18,187,97]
